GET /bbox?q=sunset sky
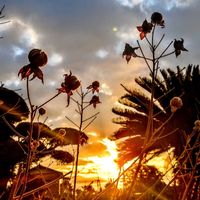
[0,0,199,183]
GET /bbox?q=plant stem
[126,25,157,200]
[36,92,61,110]
[18,78,35,200]
[73,87,84,200]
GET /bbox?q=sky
[0,0,199,182]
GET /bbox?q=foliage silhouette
[112,65,200,162]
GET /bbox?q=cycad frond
[112,65,200,166]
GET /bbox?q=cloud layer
[0,0,199,160]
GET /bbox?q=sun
[87,138,119,180]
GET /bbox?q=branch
[155,41,173,61]
[155,34,165,50]
[137,40,153,74]
[65,115,79,128]
[83,116,97,131]
[36,92,61,110]
[83,112,100,123]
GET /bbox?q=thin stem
[18,78,35,200]
[73,90,84,200]
[127,25,157,200]
[83,116,97,131]
[76,89,82,97]
[158,50,175,59]
[36,92,61,110]
[155,34,165,50]
[83,103,91,110]
[155,41,173,61]
[83,112,100,123]
[137,40,153,74]
[71,96,81,107]
[65,116,79,128]
[83,89,92,97]
[26,78,33,112]
[137,55,153,61]
[145,36,153,50]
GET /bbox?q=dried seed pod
[28,49,48,67]
[170,96,183,113]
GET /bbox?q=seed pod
[39,107,46,115]
[28,49,48,67]
[170,96,183,113]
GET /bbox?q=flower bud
[170,97,183,113]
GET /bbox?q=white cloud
[4,75,20,87]
[0,21,12,32]
[116,27,138,42]
[115,0,143,8]
[114,27,138,54]
[12,46,25,57]
[95,49,109,59]
[100,83,113,96]
[48,53,63,66]
[11,18,39,47]
[115,0,195,10]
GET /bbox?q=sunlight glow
[147,149,175,183]
[112,27,118,32]
[100,83,113,96]
[87,131,97,137]
[87,138,119,180]
[95,49,109,59]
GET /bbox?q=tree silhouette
[111,65,200,199]
[112,65,198,158]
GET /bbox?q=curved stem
[36,92,61,110]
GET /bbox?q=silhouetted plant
[61,79,101,200]
[0,48,101,200]
[109,11,200,200]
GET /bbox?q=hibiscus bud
[92,81,100,89]
[63,71,81,92]
[90,95,101,108]
[170,97,183,113]
[39,107,46,115]
[151,12,165,27]
[28,49,48,67]
[87,81,100,93]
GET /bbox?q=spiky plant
[112,65,200,199]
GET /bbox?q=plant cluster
[109,11,199,200]
[0,48,101,200]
